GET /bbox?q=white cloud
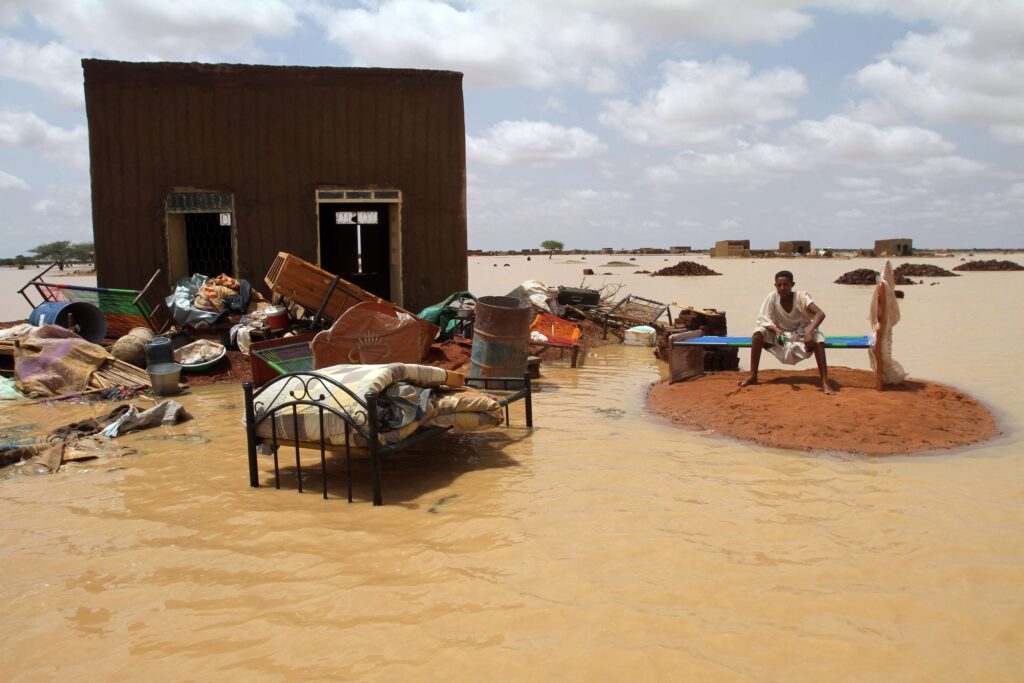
[835,176,882,189]
[561,0,814,44]
[600,58,807,147]
[901,155,986,178]
[990,125,1024,145]
[646,143,806,183]
[789,115,954,163]
[10,0,297,61]
[834,1,1024,44]
[852,28,1024,142]
[30,184,91,219]
[836,209,866,219]
[0,170,29,190]
[467,120,607,166]
[0,109,88,169]
[0,37,83,105]
[311,0,640,92]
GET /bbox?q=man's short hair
[775,270,795,283]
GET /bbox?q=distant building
[874,238,913,257]
[779,240,811,255]
[711,240,751,258]
[669,246,691,254]
[601,247,614,254]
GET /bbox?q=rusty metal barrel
[470,296,533,378]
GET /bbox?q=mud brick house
[82,59,468,311]
[779,240,811,255]
[711,240,751,258]
[874,238,913,257]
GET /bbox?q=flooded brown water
[1,254,1022,679]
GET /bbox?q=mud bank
[648,367,998,455]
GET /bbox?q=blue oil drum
[470,296,533,378]
[29,301,107,343]
[145,336,175,367]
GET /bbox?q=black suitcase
[557,286,601,307]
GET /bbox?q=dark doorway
[318,203,391,299]
[184,212,234,276]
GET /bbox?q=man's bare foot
[822,380,836,395]
[738,375,758,388]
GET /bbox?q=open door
[318,203,391,300]
[165,191,236,284]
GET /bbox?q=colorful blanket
[251,363,504,448]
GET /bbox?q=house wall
[83,59,467,312]
[711,240,750,258]
[779,240,811,254]
[874,239,913,257]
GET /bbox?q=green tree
[71,242,95,265]
[29,240,74,270]
[541,240,564,259]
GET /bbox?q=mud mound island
[651,261,721,276]
[953,259,1024,271]
[835,268,916,285]
[648,367,997,456]
[894,263,959,277]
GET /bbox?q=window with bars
[185,212,234,276]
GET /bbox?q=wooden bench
[668,331,875,384]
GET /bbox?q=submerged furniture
[601,294,672,339]
[265,252,438,357]
[243,371,533,506]
[528,312,582,368]
[248,333,317,387]
[19,264,170,339]
[668,333,873,384]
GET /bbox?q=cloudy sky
[1,1,1022,255]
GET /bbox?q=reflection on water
[0,255,1022,679]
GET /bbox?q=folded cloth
[13,325,110,397]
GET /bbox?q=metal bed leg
[523,371,533,428]
[244,382,259,488]
[367,391,383,506]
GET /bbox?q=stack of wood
[654,307,739,371]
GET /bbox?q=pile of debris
[953,259,1024,271]
[654,307,739,372]
[650,261,721,277]
[835,268,915,285]
[894,263,959,277]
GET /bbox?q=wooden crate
[264,252,438,358]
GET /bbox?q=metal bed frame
[244,371,533,506]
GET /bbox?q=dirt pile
[953,259,1024,272]
[835,268,915,285]
[648,367,997,456]
[651,261,721,276]
[894,263,959,277]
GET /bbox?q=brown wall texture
[83,59,467,312]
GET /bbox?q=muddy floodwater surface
[1,255,1023,679]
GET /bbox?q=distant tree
[71,242,95,265]
[29,240,74,270]
[541,240,564,259]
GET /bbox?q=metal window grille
[185,213,234,276]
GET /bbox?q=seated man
[738,270,835,394]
